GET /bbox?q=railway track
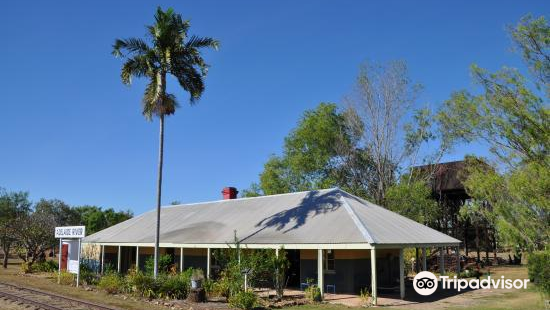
[0,282,120,310]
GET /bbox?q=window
[324,250,335,272]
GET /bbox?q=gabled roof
[83,188,460,246]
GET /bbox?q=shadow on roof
[253,190,342,234]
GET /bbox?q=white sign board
[55,226,85,238]
[65,240,80,274]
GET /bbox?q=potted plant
[191,269,205,289]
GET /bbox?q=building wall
[300,249,400,294]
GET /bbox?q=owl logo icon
[413,271,438,296]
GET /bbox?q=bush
[127,270,156,298]
[33,260,58,273]
[228,290,257,310]
[79,262,99,286]
[305,284,322,302]
[527,250,550,295]
[20,262,31,274]
[157,273,190,299]
[359,287,371,306]
[58,271,75,285]
[126,270,191,300]
[98,273,125,294]
[145,254,174,275]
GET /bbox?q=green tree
[249,103,378,199]
[385,178,439,225]
[112,7,218,278]
[0,189,31,268]
[509,15,550,96]
[34,198,80,226]
[74,205,133,235]
[438,15,550,252]
[14,211,56,267]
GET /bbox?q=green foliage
[461,158,549,251]
[305,283,322,302]
[112,6,219,119]
[14,211,57,267]
[156,273,190,299]
[79,262,99,285]
[145,254,174,275]
[98,273,126,294]
[272,248,290,300]
[126,269,192,299]
[385,178,438,225]
[438,66,549,166]
[35,199,81,227]
[509,15,550,96]
[437,14,550,253]
[359,287,372,307]
[58,271,75,286]
[20,262,31,274]
[228,290,257,310]
[527,250,550,295]
[249,102,378,200]
[32,260,58,273]
[75,205,132,235]
[0,189,31,268]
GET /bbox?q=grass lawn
[0,259,167,310]
[0,259,546,310]
[286,266,546,310]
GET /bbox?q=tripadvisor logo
[413,271,530,296]
[413,271,438,295]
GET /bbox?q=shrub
[527,250,550,295]
[305,284,322,302]
[157,273,189,299]
[127,270,156,298]
[98,273,125,294]
[359,287,372,306]
[58,271,75,285]
[126,270,191,300]
[20,262,31,274]
[228,290,257,310]
[79,262,99,286]
[33,260,58,273]
[145,254,174,275]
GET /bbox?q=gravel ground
[0,298,30,310]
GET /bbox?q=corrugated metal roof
[83,188,460,246]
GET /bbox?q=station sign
[55,226,86,238]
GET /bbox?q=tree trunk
[475,225,480,262]
[483,223,490,263]
[2,244,9,269]
[464,221,469,256]
[153,114,165,279]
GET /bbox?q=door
[61,243,68,270]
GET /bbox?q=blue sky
[1,0,548,215]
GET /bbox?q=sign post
[55,226,85,287]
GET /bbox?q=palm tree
[112,7,219,278]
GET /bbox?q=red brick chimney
[222,187,238,199]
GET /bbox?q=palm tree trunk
[153,114,165,279]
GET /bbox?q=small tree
[272,247,289,301]
[0,189,31,268]
[14,212,56,267]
